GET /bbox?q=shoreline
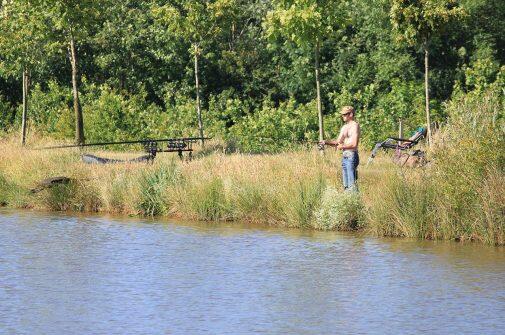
[1,141,503,246]
[2,206,503,249]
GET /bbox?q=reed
[365,88,504,244]
[136,160,182,216]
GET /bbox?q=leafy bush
[0,95,14,131]
[228,98,319,152]
[28,81,73,137]
[315,187,365,231]
[83,84,164,142]
[331,79,426,146]
[154,83,202,138]
[206,88,249,138]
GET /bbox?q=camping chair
[367,127,427,166]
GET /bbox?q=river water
[0,209,504,335]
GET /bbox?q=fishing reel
[142,140,158,159]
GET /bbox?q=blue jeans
[342,151,359,191]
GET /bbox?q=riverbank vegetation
[1,85,503,245]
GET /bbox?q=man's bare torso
[337,121,360,151]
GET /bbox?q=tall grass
[0,88,503,245]
[0,172,11,206]
[366,87,504,245]
[282,175,326,228]
[136,160,183,216]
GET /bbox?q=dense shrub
[228,98,320,152]
[315,187,365,231]
[0,95,14,131]
[27,81,73,137]
[83,84,165,142]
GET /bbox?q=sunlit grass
[0,128,503,245]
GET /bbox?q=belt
[342,150,358,158]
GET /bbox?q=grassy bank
[1,91,504,245]
[0,125,503,245]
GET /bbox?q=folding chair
[367,127,427,166]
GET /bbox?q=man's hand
[337,143,345,150]
[318,140,326,150]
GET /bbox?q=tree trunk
[424,44,432,146]
[398,118,403,145]
[70,36,85,145]
[315,40,324,152]
[21,68,28,146]
[194,44,204,146]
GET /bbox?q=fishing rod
[35,137,212,150]
[229,136,324,148]
[34,137,212,162]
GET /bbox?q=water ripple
[1,209,504,335]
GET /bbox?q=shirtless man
[320,106,360,191]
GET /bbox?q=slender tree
[153,0,236,146]
[390,0,465,145]
[264,0,346,144]
[39,0,109,145]
[0,0,48,145]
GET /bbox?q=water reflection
[1,209,504,334]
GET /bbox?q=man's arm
[320,128,345,147]
[323,139,339,147]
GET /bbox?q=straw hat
[340,106,355,115]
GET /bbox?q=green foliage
[314,186,365,231]
[137,162,183,216]
[390,0,466,46]
[459,37,502,92]
[157,86,202,138]
[0,0,50,76]
[206,88,249,137]
[0,95,14,131]
[0,0,503,151]
[368,84,504,244]
[28,81,73,137]
[153,0,236,48]
[228,98,319,152]
[40,0,111,44]
[264,0,345,49]
[83,84,163,142]
[358,80,426,144]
